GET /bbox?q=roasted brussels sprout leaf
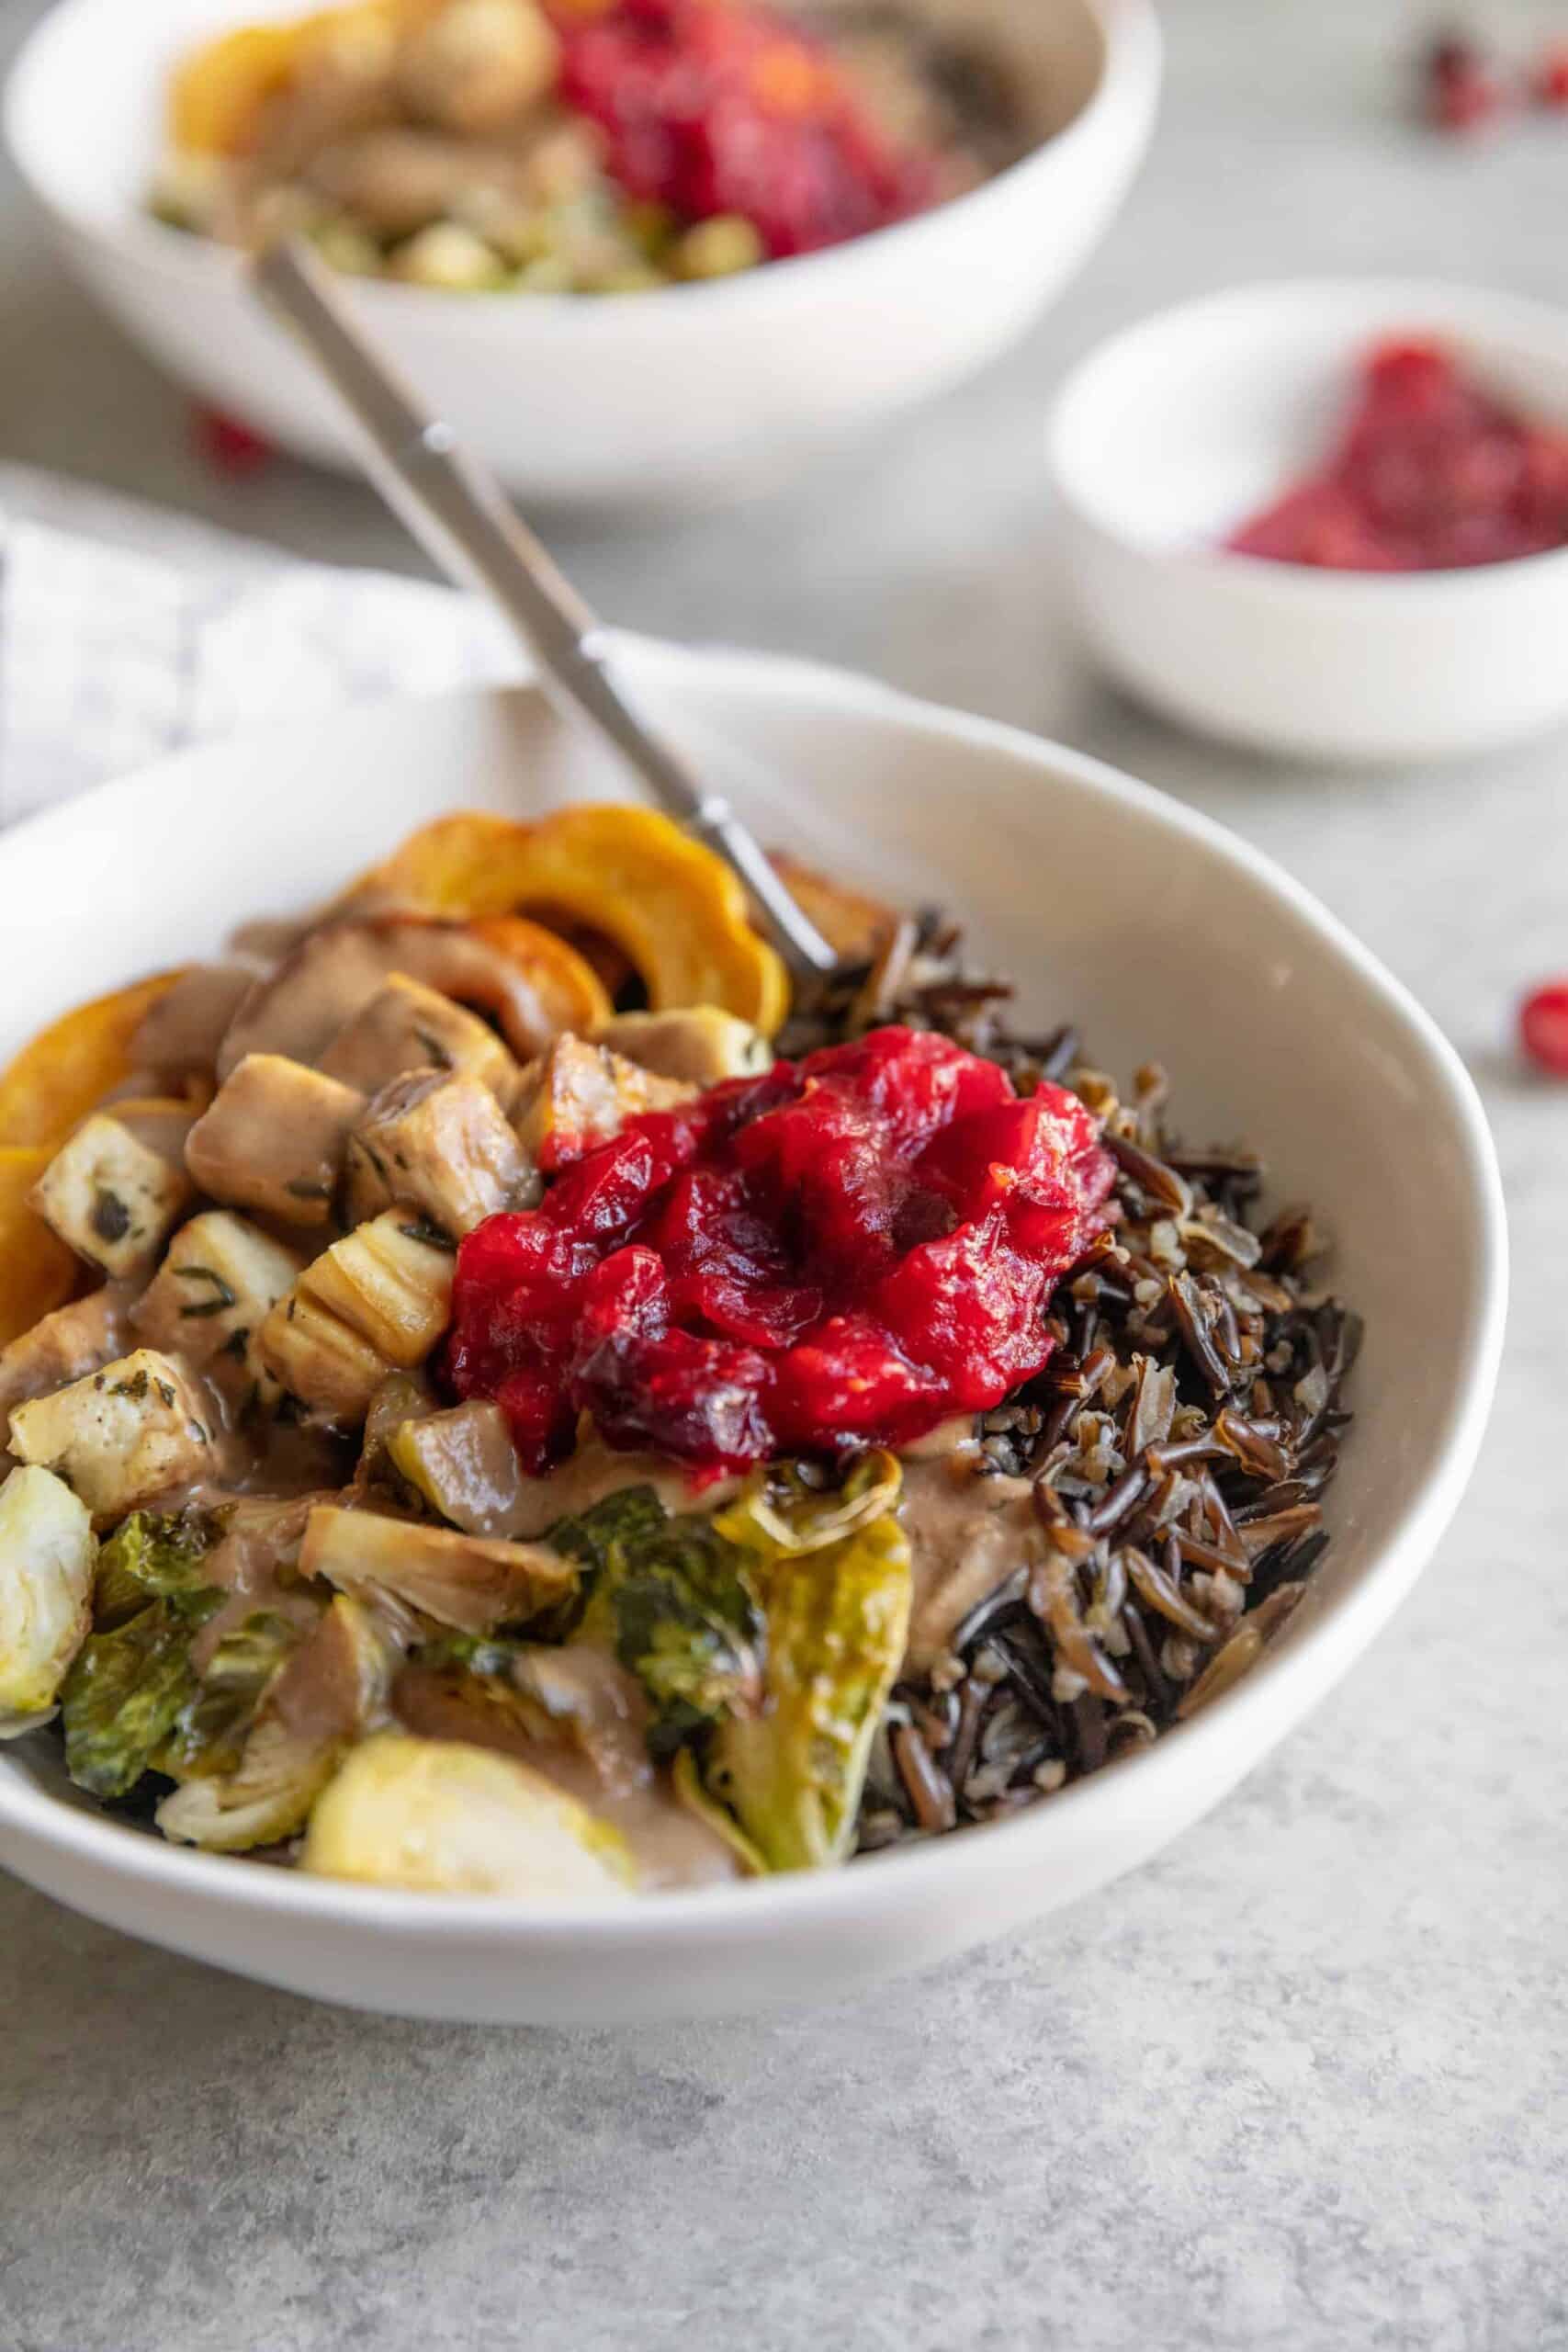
[571,1508,763,1744]
[714,1449,902,1561]
[62,1589,221,1798]
[544,1484,671,1578]
[157,1607,303,1781]
[705,1510,912,1872]
[156,1595,395,1852]
[0,1464,96,1734]
[301,1732,638,1898]
[93,1509,215,1629]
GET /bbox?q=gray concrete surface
[3,2,1567,2346]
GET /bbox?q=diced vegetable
[592,1008,770,1085]
[0,1465,96,1733]
[132,1211,304,1407]
[513,1034,697,1170]
[157,1593,394,1850]
[318,971,519,1101]
[299,1504,578,1633]
[258,1210,455,1425]
[387,1397,527,1533]
[0,1267,118,1415]
[344,1068,536,1235]
[301,1731,637,1896]
[184,1054,365,1226]
[7,1350,216,1521]
[28,1111,193,1279]
[705,1501,912,1871]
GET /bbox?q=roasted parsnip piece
[344,1069,536,1236]
[513,1034,697,1168]
[184,1053,364,1226]
[30,1112,194,1279]
[132,1211,304,1408]
[592,1008,770,1085]
[257,1212,456,1425]
[318,971,520,1102]
[7,1349,215,1521]
[299,1504,577,1634]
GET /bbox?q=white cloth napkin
[0,464,521,830]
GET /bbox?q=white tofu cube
[344,1069,536,1236]
[132,1212,305,1409]
[7,1349,216,1521]
[30,1114,194,1279]
[185,1054,365,1226]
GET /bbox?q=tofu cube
[132,1212,305,1409]
[344,1069,536,1236]
[592,1008,769,1085]
[30,1113,194,1278]
[513,1035,697,1171]
[0,1290,126,1426]
[185,1054,365,1226]
[318,972,519,1102]
[257,1212,456,1427]
[7,1349,216,1520]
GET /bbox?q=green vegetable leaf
[93,1512,216,1630]
[544,1485,671,1579]
[570,1510,763,1745]
[158,1609,302,1781]
[61,1592,221,1799]
[705,1500,912,1873]
[714,1450,902,1562]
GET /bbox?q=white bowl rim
[3,0,1162,329]
[0,639,1507,1947]
[1045,272,1568,603]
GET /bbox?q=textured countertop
[3,2,1566,2346]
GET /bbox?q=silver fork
[250,238,840,982]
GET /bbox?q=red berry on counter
[1422,30,1505,131]
[1534,43,1568,107]
[1519,982,1568,1076]
[192,403,275,478]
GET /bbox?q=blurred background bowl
[5,0,1160,508]
[1045,277,1568,763]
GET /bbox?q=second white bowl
[6,0,1159,506]
[1046,278,1568,763]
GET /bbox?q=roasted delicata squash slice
[0,1148,81,1351]
[0,1466,96,1734]
[0,971,186,1152]
[301,1732,637,1898]
[355,807,790,1033]
[168,21,309,156]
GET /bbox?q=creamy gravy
[897,1460,1043,1669]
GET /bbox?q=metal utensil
[249,239,839,980]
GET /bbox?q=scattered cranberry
[1535,42,1568,107]
[1519,983,1568,1077]
[1421,30,1506,131]
[192,403,275,479]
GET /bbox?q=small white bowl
[0,644,1506,2022]
[1046,278,1568,763]
[4,0,1159,507]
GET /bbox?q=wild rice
[780,917,1360,1853]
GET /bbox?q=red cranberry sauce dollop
[552,0,937,259]
[1227,338,1568,571]
[447,1026,1116,1475]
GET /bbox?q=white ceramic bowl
[5,0,1159,507]
[0,643,1506,2021]
[1046,278,1568,763]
